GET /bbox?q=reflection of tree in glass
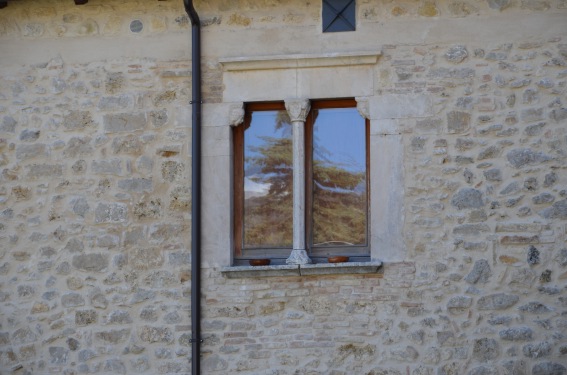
[312,163,366,246]
[244,112,293,248]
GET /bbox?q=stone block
[98,95,133,111]
[539,199,567,219]
[117,178,153,192]
[16,143,47,160]
[507,148,551,168]
[75,310,97,326]
[139,326,173,343]
[72,253,109,272]
[465,259,491,284]
[104,113,147,133]
[499,327,533,341]
[92,159,122,175]
[0,115,17,133]
[63,110,95,131]
[95,203,127,223]
[61,292,85,307]
[447,111,471,134]
[478,293,519,310]
[95,329,130,344]
[25,164,63,179]
[451,188,485,210]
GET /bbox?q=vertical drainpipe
[183,0,202,374]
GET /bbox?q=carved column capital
[355,97,370,120]
[285,99,311,123]
[229,103,244,127]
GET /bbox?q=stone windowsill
[221,261,382,279]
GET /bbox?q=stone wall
[1,0,566,374]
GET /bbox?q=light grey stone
[117,178,153,192]
[95,203,127,223]
[104,359,126,374]
[16,144,48,160]
[20,129,40,141]
[445,45,468,63]
[499,327,533,341]
[71,197,90,217]
[72,253,109,272]
[139,326,173,343]
[447,296,472,314]
[104,113,147,133]
[550,108,567,122]
[49,347,69,364]
[468,365,499,375]
[478,293,519,310]
[532,362,566,375]
[98,95,133,111]
[523,342,552,358]
[532,193,555,204]
[451,188,485,210]
[539,199,567,219]
[487,0,510,10]
[453,224,490,236]
[518,301,551,314]
[92,159,122,175]
[447,111,471,133]
[61,292,85,307]
[63,111,95,131]
[543,172,557,188]
[507,149,552,168]
[26,164,63,179]
[465,259,491,284]
[75,310,97,326]
[95,329,130,344]
[1,115,17,133]
[484,168,502,181]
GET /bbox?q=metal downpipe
[183,0,202,374]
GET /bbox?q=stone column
[284,99,312,265]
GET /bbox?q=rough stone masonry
[0,0,567,374]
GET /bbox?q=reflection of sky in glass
[313,108,365,174]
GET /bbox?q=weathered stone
[161,160,185,182]
[477,145,502,160]
[72,253,109,272]
[523,342,552,358]
[75,310,97,326]
[556,248,567,267]
[521,108,544,122]
[130,248,163,270]
[63,110,95,131]
[451,188,484,210]
[95,329,130,344]
[465,259,491,284]
[71,197,90,217]
[543,172,557,188]
[539,199,567,219]
[499,327,533,341]
[49,346,69,364]
[130,356,150,372]
[478,293,519,310]
[61,292,85,307]
[150,109,168,127]
[104,358,127,374]
[447,111,471,134]
[525,122,546,136]
[140,306,158,322]
[64,136,93,157]
[468,365,499,375]
[92,159,122,175]
[98,95,132,111]
[532,362,566,375]
[484,168,502,181]
[20,129,40,142]
[1,115,17,133]
[445,45,468,63]
[507,148,551,168]
[502,360,526,375]
[550,108,567,122]
[453,224,490,236]
[64,238,84,253]
[104,113,147,133]
[500,182,520,195]
[16,144,48,160]
[532,193,555,204]
[487,0,510,10]
[117,178,153,192]
[130,288,156,304]
[447,296,472,314]
[66,276,83,290]
[528,245,540,264]
[72,159,87,173]
[112,135,143,154]
[95,203,127,223]
[518,301,551,314]
[139,326,173,343]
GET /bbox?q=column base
[286,249,312,265]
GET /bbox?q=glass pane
[312,107,367,246]
[243,110,293,248]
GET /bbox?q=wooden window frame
[305,99,370,262]
[233,99,370,264]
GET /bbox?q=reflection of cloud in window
[244,177,270,198]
